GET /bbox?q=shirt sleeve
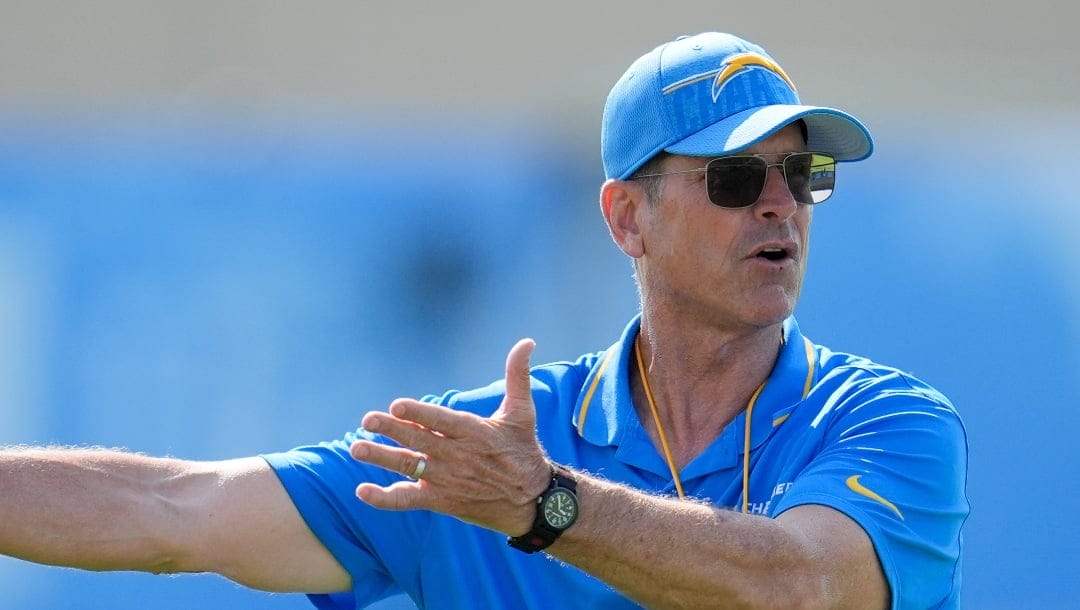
[259,383,512,609]
[772,369,970,610]
[261,429,430,609]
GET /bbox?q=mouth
[756,247,789,262]
[752,243,797,263]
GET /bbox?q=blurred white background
[1,2,1076,608]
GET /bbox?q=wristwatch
[507,466,579,553]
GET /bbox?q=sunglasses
[633,152,837,208]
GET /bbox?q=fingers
[364,399,479,446]
[350,440,429,480]
[349,338,547,530]
[350,440,433,512]
[504,338,536,403]
[361,338,536,444]
[494,338,538,430]
[355,480,426,511]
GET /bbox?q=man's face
[637,123,813,331]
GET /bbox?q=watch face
[542,489,578,529]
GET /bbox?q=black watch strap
[507,466,578,554]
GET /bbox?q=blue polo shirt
[263,316,968,609]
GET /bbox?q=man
[0,32,967,609]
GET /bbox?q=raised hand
[350,338,553,536]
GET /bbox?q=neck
[632,312,783,469]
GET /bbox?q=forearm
[0,447,352,593]
[548,473,842,609]
[0,446,198,573]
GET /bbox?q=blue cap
[601,32,874,179]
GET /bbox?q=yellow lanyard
[635,335,765,512]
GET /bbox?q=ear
[599,179,646,259]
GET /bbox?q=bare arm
[0,448,350,594]
[549,475,886,609]
[351,339,888,609]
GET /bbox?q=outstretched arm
[351,339,888,609]
[0,448,350,594]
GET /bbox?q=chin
[744,294,798,327]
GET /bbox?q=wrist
[507,464,579,554]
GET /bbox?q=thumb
[502,337,536,413]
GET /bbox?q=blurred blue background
[0,2,1076,608]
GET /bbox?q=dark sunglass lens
[783,153,815,204]
[707,157,766,207]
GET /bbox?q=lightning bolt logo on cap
[601,32,873,180]
[661,51,797,101]
[711,52,797,101]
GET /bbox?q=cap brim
[664,105,873,162]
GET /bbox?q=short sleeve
[773,371,969,610]
[262,431,430,609]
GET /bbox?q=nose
[753,165,798,220]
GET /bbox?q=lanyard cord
[635,334,766,511]
[741,382,766,514]
[635,335,686,499]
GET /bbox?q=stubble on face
[637,125,813,333]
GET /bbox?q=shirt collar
[736,316,817,452]
[572,315,816,454]
[573,315,641,447]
